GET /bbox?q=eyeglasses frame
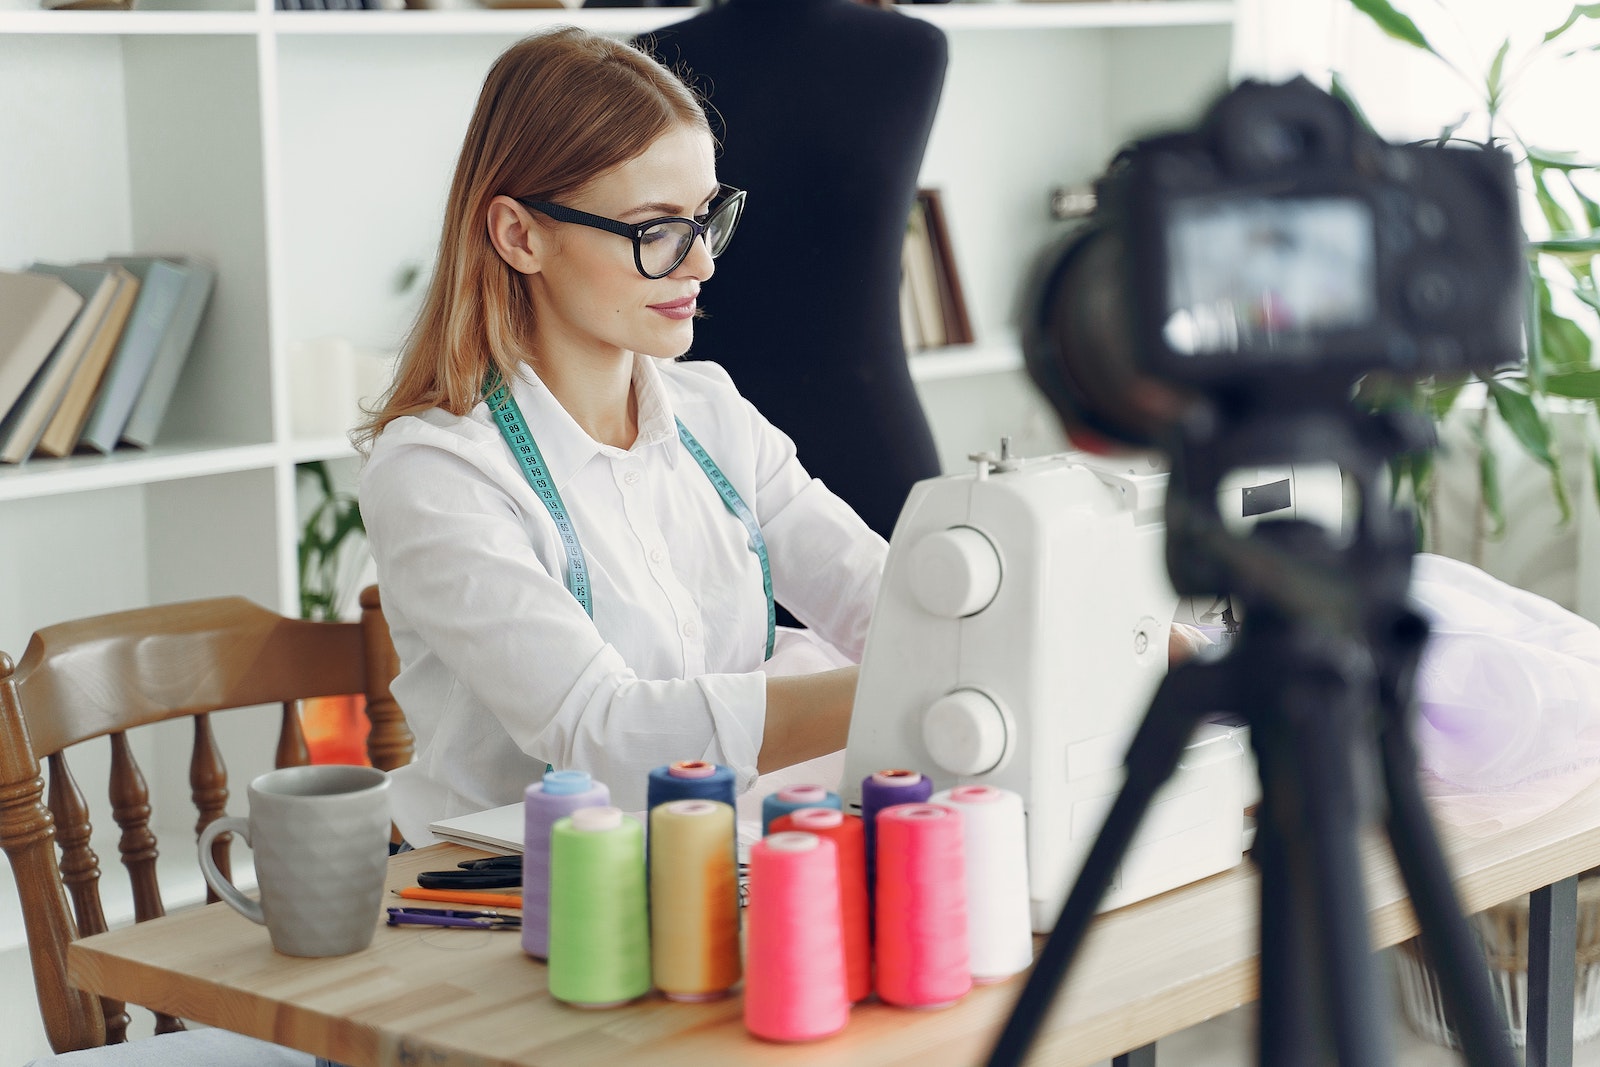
[516,185,747,280]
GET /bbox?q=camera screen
[1162,196,1376,357]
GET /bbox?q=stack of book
[899,188,974,353]
[0,255,215,465]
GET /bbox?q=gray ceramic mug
[198,764,391,957]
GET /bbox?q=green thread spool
[548,806,652,1008]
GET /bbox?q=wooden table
[67,783,1600,1067]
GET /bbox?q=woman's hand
[760,666,860,775]
[1169,622,1213,666]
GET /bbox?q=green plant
[1338,0,1600,544]
[297,460,366,622]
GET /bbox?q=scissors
[416,855,522,890]
[386,906,521,930]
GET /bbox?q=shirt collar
[500,356,681,491]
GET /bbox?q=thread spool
[861,769,932,902]
[769,807,871,1003]
[523,769,611,959]
[548,806,651,1008]
[649,799,742,1001]
[874,803,971,1009]
[647,760,737,810]
[760,784,841,835]
[744,831,851,1042]
[930,785,1034,982]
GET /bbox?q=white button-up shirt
[360,355,887,843]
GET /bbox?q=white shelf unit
[1,6,1235,1056]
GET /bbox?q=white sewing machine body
[842,448,1340,931]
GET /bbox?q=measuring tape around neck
[485,374,775,661]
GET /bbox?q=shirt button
[651,548,665,564]
[624,470,642,486]
[682,620,698,639]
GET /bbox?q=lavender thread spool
[523,768,610,959]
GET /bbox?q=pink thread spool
[874,803,971,1009]
[743,831,850,1042]
[769,807,871,1003]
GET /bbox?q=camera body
[1025,77,1525,450]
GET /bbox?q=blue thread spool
[647,760,737,810]
[760,784,842,835]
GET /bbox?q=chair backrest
[0,586,410,1054]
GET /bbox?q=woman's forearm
[759,666,860,774]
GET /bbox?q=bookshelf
[1,5,1237,1054]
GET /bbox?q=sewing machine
[842,443,1343,931]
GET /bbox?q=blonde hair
[353,28,709,452]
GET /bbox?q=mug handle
[197,815,264,926]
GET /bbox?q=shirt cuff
[693,670,768,795]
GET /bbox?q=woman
[356,28,882,845]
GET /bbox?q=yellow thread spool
[649,798,742,1001]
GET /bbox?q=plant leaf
[1486,37,1511,113]
[1525,146,1600,171]
[1485,378,1557,468]
[1545,370,1600,398]
[1533,164,1579,235]
[1328,72,1379,136]
[1533,236,1600,254]
[1469,418,1506,538]
[1349,0,1438,54]
[1545,3,1600,43]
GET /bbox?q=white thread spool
[930,785,1034,981]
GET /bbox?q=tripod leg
[986,661,1225,1067]
[1254,797,1321,1065]
[1375,681,1518,1067]
[1250,658,1394,1067]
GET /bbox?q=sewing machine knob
[923,689,1008,777]
[909,526,1001,618]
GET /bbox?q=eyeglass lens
[638,194,743,277]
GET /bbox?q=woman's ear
[487,195,544,275]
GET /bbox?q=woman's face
[527,124,720,363]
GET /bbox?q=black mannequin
[641,0,949,551]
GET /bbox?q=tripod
[988,400,1518,1067]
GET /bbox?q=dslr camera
[1024,76,1526,453]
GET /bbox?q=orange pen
[394,886,523,910]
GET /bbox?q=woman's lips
[649,295,697,320]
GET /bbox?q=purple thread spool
[522,768,610,959]
[861,769,933,906]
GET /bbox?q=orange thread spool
[769,807,871,1003]
[743,831,851,1042]
[873,803,971,1009]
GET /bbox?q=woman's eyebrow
[626,186,722,218]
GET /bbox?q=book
[428,802,525,856]
[112,255,216,449]
[917,189,975,347]
[901,200,946,349]
[0,264,120,465]
[0,271,84,431]
[34,266,139,459]
[75,257,190,455]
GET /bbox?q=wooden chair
[0,586,410,1056]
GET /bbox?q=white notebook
[428,802,525,855]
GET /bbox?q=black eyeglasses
[518,185,747,280]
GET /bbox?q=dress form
[642,0,949,547]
